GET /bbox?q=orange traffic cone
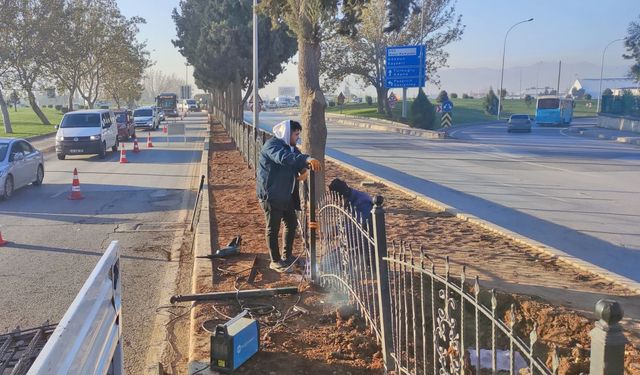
[0,230,8,246]
[119,144,128,164]
[147,132,154,148]
[133,138,140,153]
[68,168,84,200]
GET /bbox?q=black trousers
[260,200,297,262]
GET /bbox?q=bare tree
[143,69,183,101]
[321,0,463,114]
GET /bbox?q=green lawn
[0,107,62,138]
[328,98,598,126]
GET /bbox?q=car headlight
[90,135,101,141]
[56,135,64,141]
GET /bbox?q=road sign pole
[402,88,407,119]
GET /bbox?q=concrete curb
[186,118,215,373]
[326,113,446,139]
[326,155,640,295]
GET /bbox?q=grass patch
[328,98,598,126]
[0,107,62,138]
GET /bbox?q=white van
[275,96,296,108]
[55,109,119,160]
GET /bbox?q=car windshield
[511,115,529,120]
[187,99,196,105]
[0,143,8,161]
[115,113,126,123]
[134,109,152,117]
[60,113,101,128]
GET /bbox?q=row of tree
[172,0,462,191]
[0,0,150,132]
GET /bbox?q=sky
[117,0,640,98]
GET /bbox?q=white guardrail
[28,241,124,375]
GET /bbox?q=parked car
[0,138,45,200]
[133,106,159,130]
[507,114,532,133]
[55,109,119,160]
[113,109,136,141]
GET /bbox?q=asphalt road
[246,111,640,284]
[0,112,207,373]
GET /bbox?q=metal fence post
[372,196,395,372]
[309,169,318,283]
[589,299,627,375]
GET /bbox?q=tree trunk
[376,86,388,114]
[0,91,13,133]
[297,35,327,197]
[68,87,75,111]
[27,90,51,125]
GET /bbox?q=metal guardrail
[28,241,123,375]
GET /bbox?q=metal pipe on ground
[170,286,299,304]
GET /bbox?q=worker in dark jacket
[328,178,374,224]
[257,120,321,272]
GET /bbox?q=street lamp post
[597,38,624,113]
[252,0,259,136]
[497,18,533,120]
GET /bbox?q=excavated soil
[197,121,639,374]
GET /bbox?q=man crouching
[256,120,321,272]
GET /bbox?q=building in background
[568,78,638,97]
[278,86,296,97]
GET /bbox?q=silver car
[0,138,45,200]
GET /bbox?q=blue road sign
[385,45,426,88]
[442,100,453,113]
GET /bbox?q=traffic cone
[147,132,154,148]
[0,230,8,246]
[119,143,128,164]
[68,168,84,200]
[133,138,140,153]
[163,124,167,134]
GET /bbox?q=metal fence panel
[28,241,123,375]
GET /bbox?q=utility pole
[252,0,259,135]
[498,18,534,120]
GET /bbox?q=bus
[156,93,178,117]
[535,96,574,126]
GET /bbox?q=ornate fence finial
[589,299,627,375]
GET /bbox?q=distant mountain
[428,61,631,97]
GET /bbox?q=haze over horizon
[117,0,639,98]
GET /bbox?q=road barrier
[28,241,124,375]
[166,123,187,144]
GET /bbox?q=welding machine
[210,310,260,372]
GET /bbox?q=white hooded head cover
[273,120,294,150]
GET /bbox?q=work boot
[269,260,288,273]
[282,255,297,267]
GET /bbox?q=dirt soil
[196,120,639,374]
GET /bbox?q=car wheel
[99,142,107,159]
[112,140,119,152]
[3,175,13,200]
[57,153,66,160]
[33,165,44,186]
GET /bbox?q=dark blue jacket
[348,188,374,223]
[257,137,308,210]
